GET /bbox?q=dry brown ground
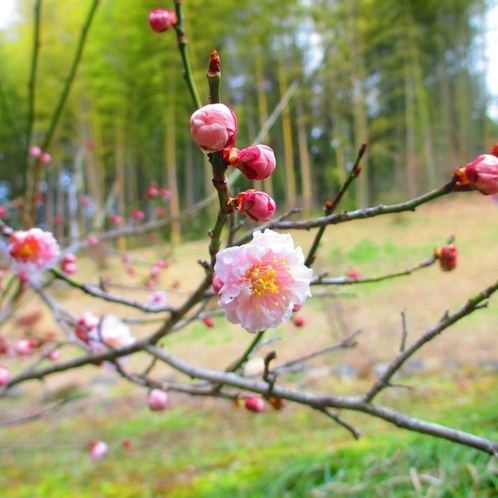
[5,193,498,392]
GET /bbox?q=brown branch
[363,280,498,403]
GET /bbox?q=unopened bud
[244,396,265,413]
[148,9,178,33]
[148,389,168,411]
[236,189,276,222]
[0,365,9,386]
[436,244,457,272]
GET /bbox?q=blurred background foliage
[0,0,497,238]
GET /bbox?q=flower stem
[305,142,367,267]
[173,0,201,109]
[206,50,232,266]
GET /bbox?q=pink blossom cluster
[75,312,135,354]
[29,145,51,165]
[214,229,312,333]
[60,253,77,274]
[190,104,278,222]
[8,228,60,279]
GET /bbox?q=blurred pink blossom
[245,397,265,413]
[147,290,168,308]
[190,103,237,152]
[87,235,99,246]
[0,365,9,386]
[30,146,42,157]
[89,441,108,460]
[214,229,312,333]
[0,206,8,219]
[40,152,52,165]
[202,317,215,328]
[437,244,457,272]
[8,228,60,278]
[147,389,169,411]
[130,210,145,221]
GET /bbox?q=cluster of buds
[30,145,51,165]
[190,103,277,223]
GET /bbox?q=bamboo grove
[0,0,497,241]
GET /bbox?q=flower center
[12,239,41,260]
[246,263,280,296]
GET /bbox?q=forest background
[1,0,498,243]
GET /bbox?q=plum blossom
[148,389,168,411]
[89,441,108,460]
[228,145,276,181]
[147,290,168,309]
[0,365,9,386]
[236,190,276,222]
[89,314,135,351]
[8,228,60,279]
[436,244,457,272]
[148,9,178,33]
[214,229,312,333]
[463,154,498,195]
[190,103,237,152]
[245,397,265,413]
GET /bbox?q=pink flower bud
[292,303,302,313]
[236,190,276,222]
[63,253,77,264]
[345,268,362,279]
[87,235,99,246]
[40,152,52,165]
[30,146,42,157]
[155,259,168,269]
[48,350,60,361]
[61,261,77,274]
[130,210,145,221]
[53,214,65,225]
[245,397,265,413]
[79,196,91,207]
[230,145,276,181]
[146,187,159,199]
[122,439,132,449]
[14,339,36,356]
[463,154,498,195]
[156,207,166,217]
[0,206,8,219]
[148,389,168,411]
[0,365,9,386]
[150,265,161,279]
[148,9,178,33]
[126,267,137,277]
[212,274,224,294]
[89,440,108,460]
[202,317,215,328]
[160,188,171,200]
[436,244,457,272]
[294,316,305,327]
[108,214,122,225]
[122,253,132,264]
[190,104,237,153]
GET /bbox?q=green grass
[1,374,498,497]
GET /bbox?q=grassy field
[1,194,498,496]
